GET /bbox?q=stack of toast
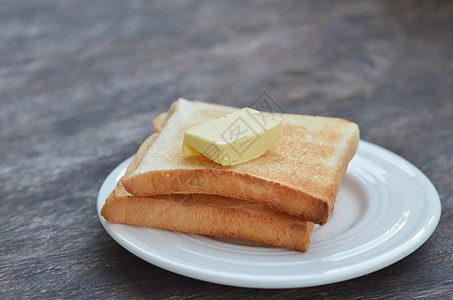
[101,99,360,252]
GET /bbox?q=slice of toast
[101,132,315,252]
[122,99,359,224]
[101,182,314,252]
[121,99,359,224]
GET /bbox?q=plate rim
[97,140,441,288]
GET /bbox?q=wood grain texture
[1,0,452,298]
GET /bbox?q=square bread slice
[101,182,314,252]
[122,99,359,224]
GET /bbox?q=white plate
[97,140,441,288]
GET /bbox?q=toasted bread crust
[101,184,314,252]
[124,168,329,224]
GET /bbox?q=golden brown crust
[124,168,329,224]
[121,99,360,225]
[101,183,314,252]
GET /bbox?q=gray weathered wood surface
[1,0,452,298]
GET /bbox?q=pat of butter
[183,108,283,166]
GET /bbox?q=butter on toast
[101,133,314,252]
[122,99,359,225]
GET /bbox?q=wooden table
[1,1,452,298]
